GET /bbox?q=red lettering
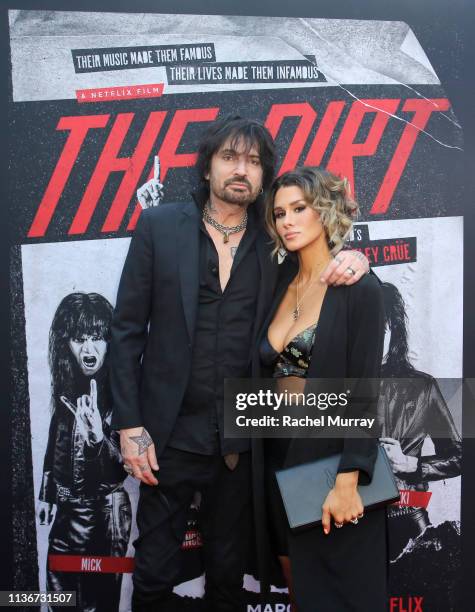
[27,115,109,237]
[159,108,220,181]
[354,246,379,265]
[327,98,400,195]
[69,113,137,234]
[371,98,451,214]
[127,107,219,230]
[382,242,411,263]
[70,112,170,234]
[99,112,167,232]
[390,597,398,612]
[265,103,316,174]
[414,596,423,612]
[304,101,345,166]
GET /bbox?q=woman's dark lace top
[260,323,317,378]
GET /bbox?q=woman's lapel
[283,285,346,467]
[307,285,343,378]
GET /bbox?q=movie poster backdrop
[8,10,463,611]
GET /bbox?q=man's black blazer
[109,196,279,456]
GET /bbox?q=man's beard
[211,178,259,207]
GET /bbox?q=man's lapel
[253,234,279,340]
[177,201,201,343]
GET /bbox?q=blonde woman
[252,166,387,611]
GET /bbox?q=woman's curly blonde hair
[265,166,358,257]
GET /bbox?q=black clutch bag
[275,445,400,532]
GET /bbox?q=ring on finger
[123,464,133,474]
[334,521,344,528]
[357,512,364,519]
[350,518,359,525]
[345,267,355,276]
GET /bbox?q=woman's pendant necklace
[293,284,312,320]
[292,265,327,320]
[293,277,304,320]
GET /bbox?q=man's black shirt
[168,205,260,455]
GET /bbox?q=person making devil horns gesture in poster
[38,292,132,612]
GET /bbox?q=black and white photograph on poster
[22,239,137,611]
[7,8,464,611]
[39,291,131,610]
[351,217,462,609]
[21,239,208,611]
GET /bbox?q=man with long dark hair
[110,116,370,611]
[38,292,131,612]
[378,282,461,558]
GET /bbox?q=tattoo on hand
[231,247,237,259]
[129,429,153,455]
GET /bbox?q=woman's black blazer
[251,262,386,595]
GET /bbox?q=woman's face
[273,185,325,252]
[69,333,107,376]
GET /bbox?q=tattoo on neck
[231,246,237,259]
[129,428,153,455]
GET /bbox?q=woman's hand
[321,471,364,535]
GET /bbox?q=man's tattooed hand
[128,428,154,455]
[119,426,159,486]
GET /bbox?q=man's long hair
[381,282,416,376]
[48,292,113,412]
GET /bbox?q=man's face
[206,137,263,206]
[69,334,107,376]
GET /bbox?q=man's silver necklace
[203,202,247,243]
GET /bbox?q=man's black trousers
[132,447,251,612]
